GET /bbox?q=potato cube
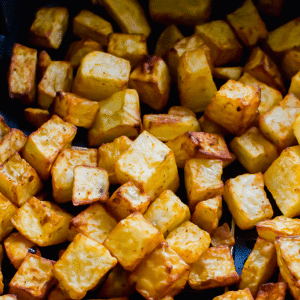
[191,195,222,234]
[213,288,254,300]
[48,283,70,300]
[0,296,17,300]
[144,190,190,237]
[9,254,56,300]
[168,106,196,117]
[54,233,117,300]
[24,108,51,128]
[289,70,300,99]
[73,10,113,45]
[184,158,223,211]
[204,80,260,136]
[213,66,243,81]
[8,43,37,104]
[104,213,164,271]
[0,245,2,295]
[281,49,300,80]
[223,173,273,230]
[4,232,41,269]
[69,202,117,244]
[256,282,287,300]
[188,246,239,290]
[211,223,235,247]
[129,241,190,300]
[37,50,51,81]
[51,147,97,203]
[198,115,229,136]
[0,115,10,140]
[258,0,283,16]
[115,131,179,201]
[97,136,133,185]
[293,112,300,144]
[88,89,141,147]
[129,56,171,111]
[29,7,68,49]
[21,115,77,181]
[73,51,130,101]
[11,197,72,246]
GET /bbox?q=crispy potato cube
[107,33,148,68]
[88,89,140,147]
[51,147,97,203]
[213,66,243,81]
[70,202,117,244]
[48,283,71,300]
[289,70,300,99]
[204,80,260,136]
[256,282,287,300]
[144,190,190,237]
[53,91,99,129]
[115,131,179,201]
[8,43,37,104]
[0,193,18,242]
[178,47,217,112]
[223,152,237,168]
[0,152,42,207]
[11,197,72,247]
[213,288,254,300]
[54,233,117,300]
[293,112,300,144]
[73,10,113,45]
[230,126,278,173]
[211,223,235,247]
[73,51,130,101]
[0,245,2,295]
[188,246,239,290]
[129,56,171,111]
[24,108,51,128]
[226,0,268,47]
[104,213,164,271]
[106,181,150,221]
[166,221,211,264]
[21,115,77,181]
[37,50,51,81]
[97,136,133,185]
[223,173,273,230]
[281,49,300,80]
[0,115,10,140]
[9,254,56,300]
[239,237,277,296]
[0,296,17,300]
[129,241,190,300]
[184,158,223,211]
[168,106,196,117]
[29,7,68,49]
[198,115,229,136]
[4,232,41,269]
[191,195,222,234]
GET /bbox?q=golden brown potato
[281,49,300,80]
[213,66,243,81]
[213,288,254,300]
[168,106,196,117]
[198,115,229,136]
[24,108,51,128]
[289,70,300,99]
[0,116,10,140]
[256,282,287,300]
[0,245,3,295]
[37,50,51,81]
[211,223,235,247]
[0,295,18,300]
[48,283,71,300]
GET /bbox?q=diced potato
[281,49,300,80]
[11,197,73,247]
[230,126,278,173]
[73,51,130,101]
[293,112,300,144]
[213,288,254,300]
[191,195,222,234]
[129,56,171,111]
[257,0,284,16]
[166,221,211,264]
[54,233,117,300]
[73,10,113,45]
[0,295,17,300]
[21,114,77,181]
[168,106,196,117]
[129,241,190,300]
[29,7,69,49]
[211,223,235,247]
[115,131,179,201]
[223,173,273,230]
[223,152,237,168]
[88,89,140,147]
[104,213,164,271]
[0,116,10,140]
[8,43,37,104]
[289,70,300,99]
[198,115,229,136]
[24,108,51,128]
[0,245,3,295]
[188,246,240,290]
[255,282,288,300]
[204,80,260,136]
[37,50,51,81]
[51,147,97,203]
[48,283,71,300]
[53,91,99,129]
[184,158,223,211]
[213,66,243,81]
[9,254,56,299]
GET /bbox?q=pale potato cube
[53,91,99,129]
[168,106,196,117]
[281,49,300,80]
[213,288,254,300]
[223,173,273,230]
[51,147,97,203]
[0,115,10,140]
[129,56,171,111]
[11,197,72,247]
[37,50,51,80]
[88,89,141,147]
[144,190,190,237]
[129,241,190,300]
[211,223,235,247]
[184,158,223,211]
[213,66,243,81]
[258,0,283,16]
[103,213,164,271]
[166,221,210,264]
[204,80,260,136]
[188,246,239,290]
[8,43,37,104]
[72,51,130,101]
[255,282,287,300]
[73,10,113,45]
[24,108,51,128]
[9,254,56,300]
[0,295,17,300]
[198,115,229,136]
[54,233,117,300]
[289,70,300,99]
[115,131,179,201]
[29,7,68,49]
[191,195,222,234]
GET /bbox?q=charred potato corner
[2,0,300,299]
